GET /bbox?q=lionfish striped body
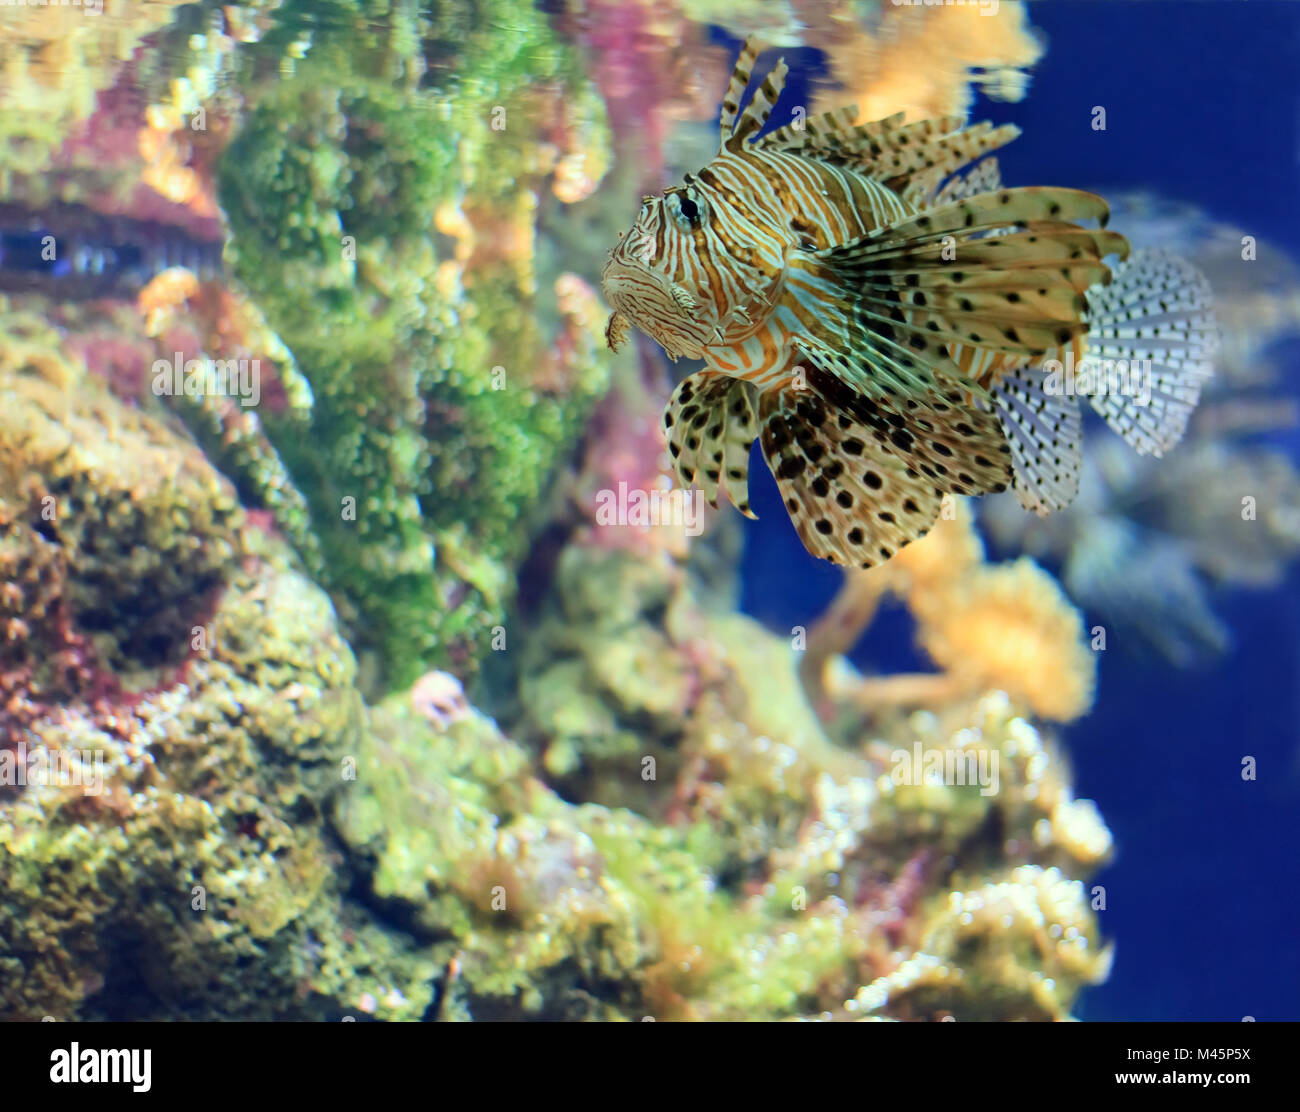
[601,40,1216,567]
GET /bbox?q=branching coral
[803,500,1096,725]
[796,0,1044,124]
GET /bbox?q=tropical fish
[0,201,222,300]
[601,38,1214,566]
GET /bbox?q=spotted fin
[780,351,1014,499]
[988,363,1084,514]
[664,371,759,517]
[1081,248,1218,456]
[758,374,945,568]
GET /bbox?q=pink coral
[560,0,726,191]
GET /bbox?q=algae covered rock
[0,324,429,1021]
[336,689,657,1019]
[332,683,858,1021]
[512,535,1114,1020]
[0,365,242,676]
[0,531,439,1021]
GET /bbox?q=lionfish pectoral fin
[757,367,949,568]
[1080,248,1219,457]
[664,372,759,518]
[605,309,631,352]
[983,363,1084,515]
[792,187,1132,427]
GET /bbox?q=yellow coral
[819,2,1044,124]
[806,495,1094,724]
[912,558,1096,722]
[0,1,189,178]
[881,496,985,599]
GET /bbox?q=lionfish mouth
[600,256,711,361]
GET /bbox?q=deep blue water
[733,2,1300,1020]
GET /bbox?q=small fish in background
[0,202,222,301]
[601,38,1216,567]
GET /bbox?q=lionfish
[601,39,1216,567]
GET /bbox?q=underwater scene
[0,0,1296,1025]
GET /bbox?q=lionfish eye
[679,196,699,222]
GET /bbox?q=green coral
[215,0,612,691]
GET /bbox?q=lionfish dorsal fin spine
[718,38,762,148]
[726,55,789,151]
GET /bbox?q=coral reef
[0,325,435,1020]
[818,1,1045,120]
[0,306,242,678]
[0,310,1111,1020]
[0,1,190,185]
[682,0,1045,123]
[800,501,1095,724]
[1,0,1123,1024]
[509,531,1110,1020]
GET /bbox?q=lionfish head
[601,183,718,361]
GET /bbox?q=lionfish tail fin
[664,371,759,517]
[756,361,1011,567]
[1081,248,1219,457]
